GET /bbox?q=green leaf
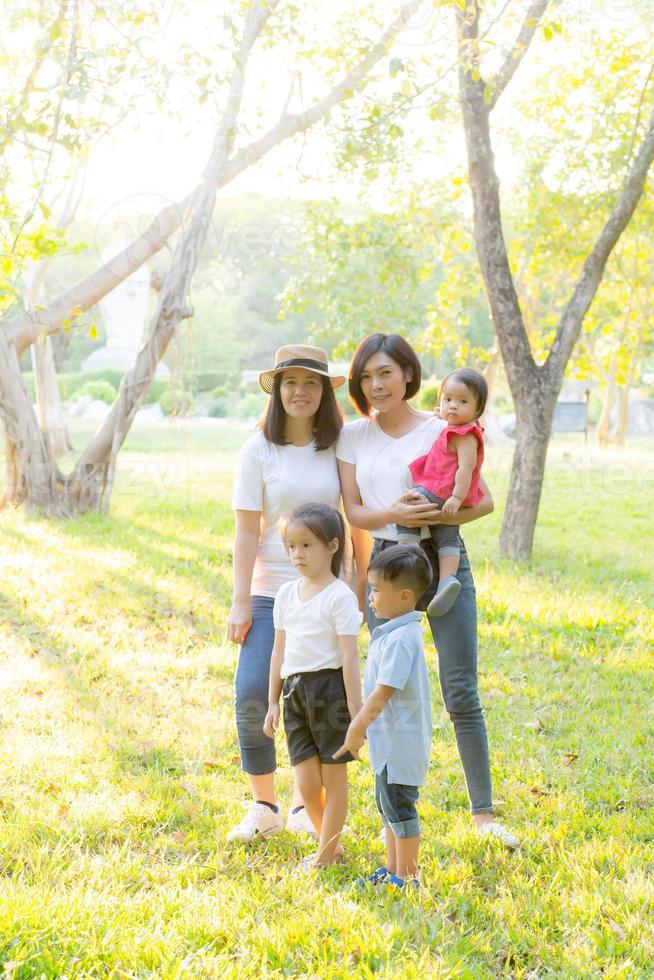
[389,57,403,78]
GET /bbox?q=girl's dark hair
[259,373,343,450]
[283,503,346,578]
[440,368,488,418]
[348,333,422,416]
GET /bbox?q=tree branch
[544,98,654,384]
[221,0,423,180]
[11,0,80,253]
[6,0,421,357]
[0,0,68,155]
[486,0,552,111]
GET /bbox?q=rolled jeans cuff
[437,545,460,558]
[386,816,421,839]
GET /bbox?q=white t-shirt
[273,578,362,677]
[232,432,342,597]
[336,414,446,541]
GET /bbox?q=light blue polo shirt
[364,611,432,787]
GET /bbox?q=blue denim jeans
[367,537,493,815]
[233,595,276,775]
[375,767,421,838]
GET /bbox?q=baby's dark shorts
[282,667,354,766]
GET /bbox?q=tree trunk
[498,381,558,558]
[597,354,617,448]
[614,385,630,446]
[0,334,65,514]
[31,337,74,457]
[455,0,654,559]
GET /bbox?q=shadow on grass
[0,587,193,787]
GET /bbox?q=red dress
[408,421,485,506]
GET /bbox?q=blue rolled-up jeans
[233,595,276,775]
[367,536,493,815]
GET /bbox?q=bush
[23,368,170,406]
[416,377,440,412]
[235,392,268,419]
[145,378,169,404]
[21,373,37,400]
[209,400,229,418]
[211,385,229,400]
[159,388,194,416]
[335,385,357,419]
[196,371,229,392]
[75,380,117,404]
[58,373,87,401]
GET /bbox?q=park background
[1,0,653,976]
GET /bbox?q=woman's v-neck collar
[372,411,434,442]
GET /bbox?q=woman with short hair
[226,345,351,841]
[337,332,519,847]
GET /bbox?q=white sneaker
[285,805,319,838]
[480,821,521,849]
[226,802,283,842]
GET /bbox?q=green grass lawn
[0,422,652,977]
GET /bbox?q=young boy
[333,543,433,888]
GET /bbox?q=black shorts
[282,668,354,766]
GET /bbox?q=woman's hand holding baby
[390,492,444,528]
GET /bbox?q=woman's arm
[338,459,442,532]
[263,628,285,737]
[436,475,494,526]
[226,509,261,644]
[349,524,373,611]
[339,634,362,719]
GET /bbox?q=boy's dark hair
[368,543,433,600]
[282,502,346,577]
[259,373,343,450]
[440,368,488,418]
[348,333,422,416]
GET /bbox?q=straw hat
[258,344,346,394]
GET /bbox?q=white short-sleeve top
[232,432,342,597]
[273,578,362,677]
[336,414,446,541]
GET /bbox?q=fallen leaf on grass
[203,760,220,770]
[563,753,579,765]
[602,913,626,939]
[179,781,198,797]
[529,786,552,798]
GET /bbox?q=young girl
[263,503,362,869]
[397,368,488,618]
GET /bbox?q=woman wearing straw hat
[226,344,357,842]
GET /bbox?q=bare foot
[313,843,345,868]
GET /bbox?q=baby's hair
[368,543,433,600]
[282,502,345,578]
[440,368,488,418]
